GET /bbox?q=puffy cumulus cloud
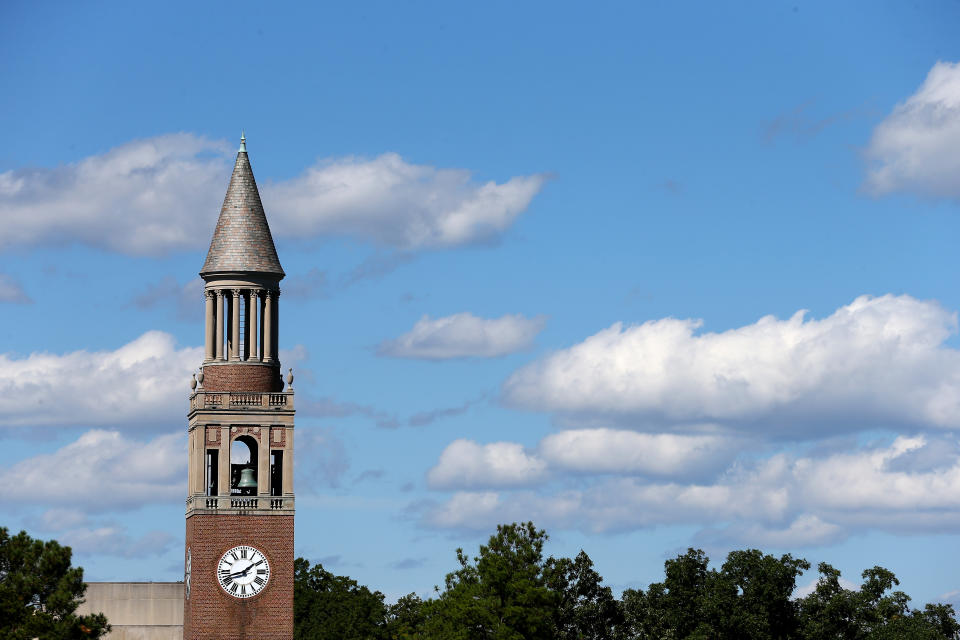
[420,435,960,546]
[0,134,230,255]
[504,295,960,436]
[0,331,201,428]
[0,273,31,303]
[864,61,960,198]
[427,430,738,490]
[263,153,548,250]
[0,136,546,255]
[539,429,738,478]
[696,516,846,550]
[0,429,184,510]
[427,439,548,490]
[379,312,546,360]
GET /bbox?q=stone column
[272,289,280,363]
[250,290,260,361]
[242,290,251,362]
[258,431,269,497]
[230,289,241,361]
[263,290,274,363]
[219,427,230,497]
[215,290,225,361]
[283,429,294,495]
[204,291,216,361]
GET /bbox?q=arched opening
[230,435,258,496]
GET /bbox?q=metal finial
[239,130,247,152]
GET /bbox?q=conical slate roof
[200,139,284,277]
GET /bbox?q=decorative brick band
[202,363,282,392]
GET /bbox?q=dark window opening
[206,449,219,496]
[270,450,283,496]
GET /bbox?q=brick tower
[183,134,294,639]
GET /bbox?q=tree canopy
[295,523,959,640]
[0,527,109,640]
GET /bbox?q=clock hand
[228,560,264,579]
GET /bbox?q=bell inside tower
[230,435,258,496]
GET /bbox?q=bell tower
[183,134,295,639]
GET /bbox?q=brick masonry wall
[183,514,294,640]
[202,363,282,392]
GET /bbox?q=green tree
[425,522,558,640]
[619,548,808,640]
[625,547,714,639]
[714,549,810,639]
[797,563,960,640]
[384,592,429,640]
[544,549,624,639]
[0,527,109,640]
[293,557,388,640]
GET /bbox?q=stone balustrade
[189,390,294,412]
[185,495,294,513]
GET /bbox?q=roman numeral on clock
[254,577,265,586]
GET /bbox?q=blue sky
[3,0,960,607]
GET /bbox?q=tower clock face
[217,545,271,598]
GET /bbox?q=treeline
[295,522,960,640]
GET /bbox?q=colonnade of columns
[204,288,279,363]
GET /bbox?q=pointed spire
[239,130,246,153]
[200,136,284,277]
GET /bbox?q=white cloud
[0,429,185,510]
[427,429,737,490]
[0,134,230,255]
[539,429,737,478]
[503,295,960,436]
[420,434,960,545]
[0,273,31,303]
[263,153,548,249]
[379,312,546,359]
[427,439,548,490]
[864,61,960,198]
[698,516,846,550]
[0,135,547,255]
[0,331,201,427]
